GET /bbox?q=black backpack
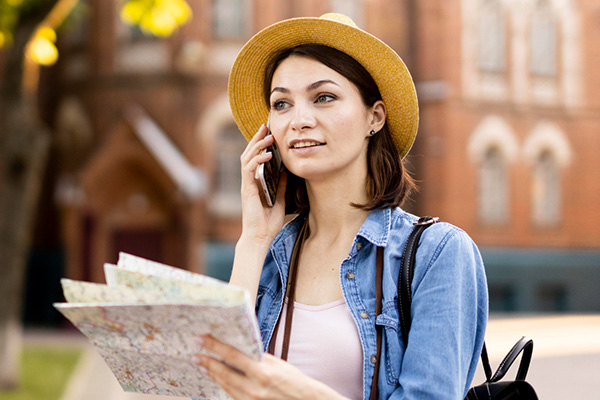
[399,217,538,400]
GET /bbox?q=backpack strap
[398,216,439,346]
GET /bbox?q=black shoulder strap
[398,216,439,346]
[399,217,523,398]
[398,216,494,378]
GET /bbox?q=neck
[304,171,370,243]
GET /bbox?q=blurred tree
[0,0,191,389]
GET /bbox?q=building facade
[410,0,600,311]
[26,0,600,317]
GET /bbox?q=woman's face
[268,55,384,184]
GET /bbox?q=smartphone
[257,117,282,207]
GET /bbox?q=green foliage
[0,0,20,46]
[0,0,193,49]
[0,345,82,400]
[0,0,54,46]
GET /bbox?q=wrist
[236,231,275,251]
[229,235,273,304]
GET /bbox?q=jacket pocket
[375,308,404,385]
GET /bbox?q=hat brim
[228,16,419,159]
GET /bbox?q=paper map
[54,253,262,399]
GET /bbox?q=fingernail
[192,356,209,375]
[194,337,204,346]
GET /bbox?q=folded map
[54,252,262,399]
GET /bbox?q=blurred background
[1,0,599,398]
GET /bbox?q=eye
[315,94,336,104]
[271,100,289,111]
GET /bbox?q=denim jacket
[256,207,488,399]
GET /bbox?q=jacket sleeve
[390,225,488,399]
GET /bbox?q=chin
[288,166,339,183]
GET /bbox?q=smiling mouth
[291,141,325,149]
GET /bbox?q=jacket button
[346,272,355,280]
[360,311,369,319]
[356,242,363,251]
[370,355,378,364]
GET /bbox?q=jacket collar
[356,207,391,248]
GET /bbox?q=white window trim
[468,115,519,164]
[522,120,572,168]
[462,0,582,108]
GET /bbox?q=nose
[289,103,316,132]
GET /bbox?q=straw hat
[228,13,419,159]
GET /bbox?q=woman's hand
[239,124,287,244]
[229,124,288,304]
[193,336,348,400]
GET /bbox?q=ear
[368,100,386,135]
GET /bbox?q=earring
[369,129,377,136]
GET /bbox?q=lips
[290,140,325,149]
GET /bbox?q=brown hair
[263,44,415,213]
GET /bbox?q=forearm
[230,125,287,303]
[228,234,272,305]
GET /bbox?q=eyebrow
[270,79,340,95]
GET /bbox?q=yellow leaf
[164,0,192,24]
[119,0,192,37]
[37,27,57,42]
[121,1,145,25]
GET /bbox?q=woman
[194,13,488,400]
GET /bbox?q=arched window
[478,0,505,72]
[524,121,571,227]
[532,150,560,226]
[468,116,517,225]
[478,147,509,224]
[530,0,557,77]
[212,124,247,215]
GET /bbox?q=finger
[199,336,256,374]
[241,139,274,181]
[253,151,273,181]
[199,355,254,400]
[241,136,274,169]
[249,123,269,144]
[241,124,270,160]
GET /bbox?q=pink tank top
[273,298,364,400]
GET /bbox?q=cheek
[271,132,292,166]
[329,108,370,142]
[272,131,285,151]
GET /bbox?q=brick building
[24,0,600,318]
[408,0,600,311]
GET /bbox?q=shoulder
[388,208,483,271]
[389,208,465,236]
[387,208,468,249]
